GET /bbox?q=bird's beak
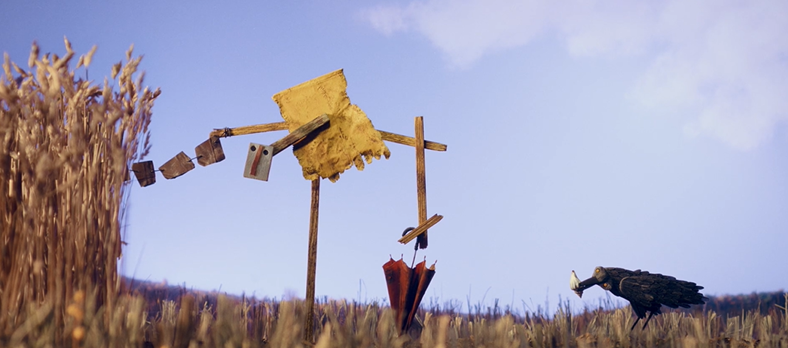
[570,271,583,298]
[578,276,602,288]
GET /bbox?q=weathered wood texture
[159,152,195,179]
[210,122,288,138]
[243,143,273,181]
[131,161,156,187]
[378,130,447,151]
[248,144,267,177]
[210,121,447,151]
[304,179,320,343]
[399,214,443,245]
[270,114,329,156]
[415,117,428,249]
[194,136,225,166]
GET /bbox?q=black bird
[570,266,706,330]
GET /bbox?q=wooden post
[304,178,320,342]
[415,117,428,249]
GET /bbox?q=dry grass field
[3,282,788,347]
[2,41,787,347]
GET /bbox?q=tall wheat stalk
[0,38,158,341]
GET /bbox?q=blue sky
[3,0,787,313]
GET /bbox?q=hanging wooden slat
[243,143,273,181]
[159,152,195,179]
[131,161,156,187]
[195,136,225,166]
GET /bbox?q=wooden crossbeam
[398,214,443,245]
[379,130,447,152]
[210,122,288,137]
[270,114,329,156]
[210,121,447,151]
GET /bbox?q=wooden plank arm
[210,122,288,138]
[210,121,447,152]
[379,130,447,152]
[398,214,443,245]
[269,114,330,156]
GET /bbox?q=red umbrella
[383,257,436,333]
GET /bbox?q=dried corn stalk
[0,39,158,338]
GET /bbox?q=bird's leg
[629,317,640,331]
[641,312,655,330]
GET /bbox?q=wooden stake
[415,117,428,249]
[304,178,320,343]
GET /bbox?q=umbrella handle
[402,227,418,267]
[401,227,419,251]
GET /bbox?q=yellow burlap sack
[273,70,390,182]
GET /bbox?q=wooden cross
[210,116,446,342]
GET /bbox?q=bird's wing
[620,273,705,309]
[619,277,657,305]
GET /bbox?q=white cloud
[362,0,552,68]
[360,0,788,150]
[361,5,414,36]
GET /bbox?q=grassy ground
[2,285,787,347]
